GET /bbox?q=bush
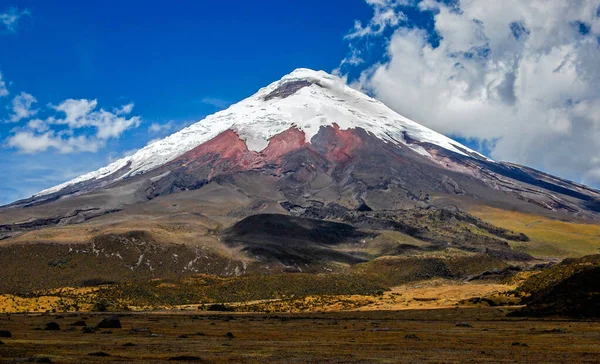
[92,300,109,312]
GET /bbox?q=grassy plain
[0,308,599,363]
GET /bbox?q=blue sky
[0,0,382,203]
[1,0,599,204]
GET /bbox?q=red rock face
[185,130,249,160]
[175,130,257,178]
[261,127,308,162]
[315,123,363,163]
[175,125,364,179]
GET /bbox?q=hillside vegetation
[470,206,600,258]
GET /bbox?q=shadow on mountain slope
[510,255,600,318]
[221,214,372,267]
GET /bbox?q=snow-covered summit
[35,68,490,197]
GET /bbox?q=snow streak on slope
[35,69,490,197]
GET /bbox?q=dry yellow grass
[0,287,102,313]
[358,279,519,311]
[236,278,521,313]
[469,206,600,258]
[0,279,520,314]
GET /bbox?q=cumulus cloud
[50,99,98,128]
[0,7,30,33]
[8,92,38,122]
[26,119,49,133]
[6,97,141,154]
[49,98,141,140]
[0,72,8,97]
[6,131,103,154]
[343,0,600,187]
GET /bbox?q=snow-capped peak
[35,68,490,197]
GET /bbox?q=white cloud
[114,102,134,115]
[0,7,30,33]
[51,99,141,140]
[346,0,408,39]
[8,92,37,122]
[201,97,230,109]
[50,99,98,128]
[27,119,49,133]
[0,72,8,97]
[148,121,175,134]
[5,97,142,154]
[337,46,365,70]
[93,109,141,140]
[6,130,103,154]
[344,0,600,187]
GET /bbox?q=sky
[1,0,599,204]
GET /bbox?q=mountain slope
[31,69,488,198]
[0,68,599,285]
[5,69,599,218]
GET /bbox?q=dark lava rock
[101,331,113,334]
[0,330,12,337]
[455,322,472,328]
[14,357,53,363]
[225,332,234,338]
[96,315,122,329]
[88,351,111,357]
[195,332,205,336]
[82,326,96,334]
[512,342,529,347]
[404,334,420,340]
[70,320,86,327]
[263,79,318,101]
[168,356,205,362]
[544,328,570,333]
[54,315,64,319]
[178,334,189,338]
[31,357,53,363]
[122,342,137,347]
[44,322,61,331]
[206,304,233,312]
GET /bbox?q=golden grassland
[469,206,600,258]
[0,308,598,363]
[0,287,103,314]
[0,278,524,314]
[235,278,524,313]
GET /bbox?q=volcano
[1,69,599,291]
